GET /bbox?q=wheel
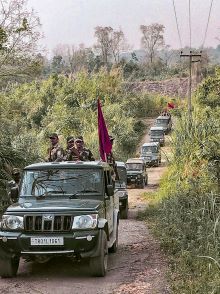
[120,201,128,219]
[90,231,108,277]
[140,179,145,189]
[109,221,119,253]
[145,177,148,186]
[0,256,20,278]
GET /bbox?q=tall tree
[0,0,42,82]
[140,23,165,63]
[94,26,113,67]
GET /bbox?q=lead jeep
[140,142,161,167]
[126,158,148,189]
[115,161,128,219]
[0,161,119,278]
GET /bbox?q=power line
[188,0,192,49]
[172,0,183,49]
[202,0,214,48]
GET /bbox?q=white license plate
[30,237,64,246]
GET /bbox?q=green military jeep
[0,161,119,277]
[115,161,128,219]
[155,115,172,134]
[126,158,148,189]
[149,126,165,146]
[140,142,161,167]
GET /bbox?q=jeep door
[104,170,114,234]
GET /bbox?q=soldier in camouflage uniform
[64,136,81,161]
[47,133,64,162]
[75,136,95,161]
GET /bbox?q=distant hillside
[125,77,191,98]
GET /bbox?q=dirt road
[0,120,170,294]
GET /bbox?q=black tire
[0,256,20,278]
[140,179,145,189]
[109,221,119,253]
[120,202,128,219]
[90,231,108,277]
[145,177,148,186]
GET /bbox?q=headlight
[72,214,98,229]
[1,215,24,230]
[117,191,127,198]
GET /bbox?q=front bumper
[0,229,102,258]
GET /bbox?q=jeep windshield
[126,163,143,171]
[20,169,103,198]
[142,146,157,153]
[156,119,168,126]
[151,130,164,136]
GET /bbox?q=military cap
[75,136,83,143]
[12,168,20,175]
[49,133,58,139]
[66,136,74,143]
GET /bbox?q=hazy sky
[28,0,220,53]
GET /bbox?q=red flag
[98,98,112,161]
[167,102,175,109]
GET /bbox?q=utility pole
[180,51,202,122]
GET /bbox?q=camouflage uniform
[75,136,95,161]
[107,152,119,181]
[7,168,21,203]
[78,147,95,161]
[64,146,80,161]
[47,144,64,162]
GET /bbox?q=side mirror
[106,184,114,196]
[10,186,19,203]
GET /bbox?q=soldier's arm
[54,148,64,162]
[88,150,95,161]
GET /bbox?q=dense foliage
[145,68,220,293]
[0,69,167,207]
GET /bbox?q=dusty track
[0,120,170,294]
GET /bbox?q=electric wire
[201,0,214,48]
[188,0,192,49]
[171,0,183,49]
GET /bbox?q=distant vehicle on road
[140,142,161,167]
[115,161,128,219]
[155,115,172,134]
[125,158,148,189]
[149,126,165,146]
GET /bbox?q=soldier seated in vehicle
[64,136,81,161]
[47,133,64,162]
[75,136,95,161]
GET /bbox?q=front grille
[24,215,73,232]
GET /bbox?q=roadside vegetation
[141,68,220,293]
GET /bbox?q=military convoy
[0,111,172,278]
[0,161,119,277]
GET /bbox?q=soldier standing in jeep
[47,133,64,162]
[64,136,81,161]
[75,136,95,161]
